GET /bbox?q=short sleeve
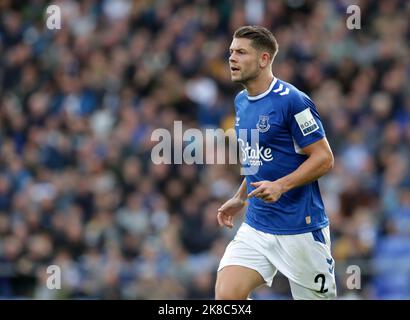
[234,90,245,113]
[286,92,325,148]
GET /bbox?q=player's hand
[217,197,246,228]
[247,180,284,203]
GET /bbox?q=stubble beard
[232,68,260,87]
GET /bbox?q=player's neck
[245,73,275,97]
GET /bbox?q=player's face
[229,38,261,84]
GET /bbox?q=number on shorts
[314,274,328,293]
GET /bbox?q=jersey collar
[247,77,277,101]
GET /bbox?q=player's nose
[229,53,237,63]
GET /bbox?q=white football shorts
[218,223,337,300]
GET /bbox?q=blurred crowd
[0,0,409,299]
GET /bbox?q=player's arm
[278,137,334,191]
[233,177,247,201]
[248,137,333,202]
[217,178,247,228]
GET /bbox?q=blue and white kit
[219,77,337,299]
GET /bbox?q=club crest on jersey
[256,115,270,133]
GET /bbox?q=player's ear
[259,52,271,68]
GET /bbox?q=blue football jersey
[234,77,329,234]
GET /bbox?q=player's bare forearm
[277,138,334,193]
[248,138,333,202]
[234,178,248,201]
[217,178,247,228]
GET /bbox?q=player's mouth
[230,66,240,72]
